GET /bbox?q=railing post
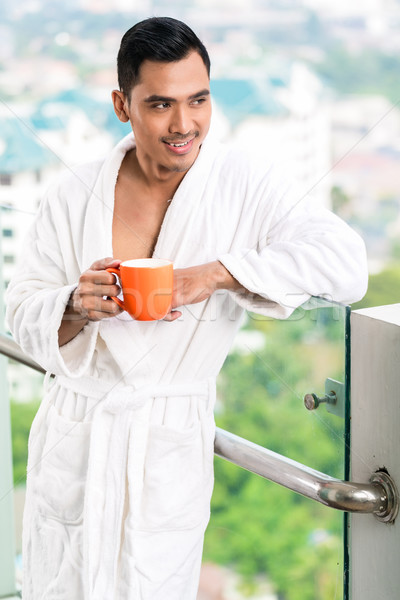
[0,208,18,597]
[350,305,400,600]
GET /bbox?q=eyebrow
[144,89,210,103]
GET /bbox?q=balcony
[1,298,398,600]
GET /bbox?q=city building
[211,62,332,208]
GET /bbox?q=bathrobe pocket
[34,404,91,524]
[139,418,215,532]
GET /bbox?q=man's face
[119,51,212,178]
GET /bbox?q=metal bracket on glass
[304,378,345,418]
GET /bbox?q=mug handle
[106,266,126,311]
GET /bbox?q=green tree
[352,265,400,310]
[10,399,39,485]
[315,44,400,103]
[331,186,352,218]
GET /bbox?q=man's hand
[163,261,243,322]
[69,257,123,321]
[58,257,123,346]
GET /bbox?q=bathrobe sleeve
[6,178,100,377]
[217,161,368,319]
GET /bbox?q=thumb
[91,257,121,271]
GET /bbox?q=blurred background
[1,1,400,598]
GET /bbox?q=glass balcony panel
[8,361,43,592]
[204,298,349,600]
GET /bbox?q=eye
[154,102,170,110]
[191,97,207,106]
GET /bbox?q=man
[6,16,368,600]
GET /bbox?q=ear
[112,90,130,123]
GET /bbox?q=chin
[171,162,195,173]
[167,155,197,173]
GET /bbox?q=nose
[168,105,192,136]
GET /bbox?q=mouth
[166,140,192,148]
[163,137,195,155]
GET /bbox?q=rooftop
[0,116,55,174]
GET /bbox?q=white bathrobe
[6,132,367,600]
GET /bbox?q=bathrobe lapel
[80,134,153,386]
[152,134,221,266]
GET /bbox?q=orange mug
[106,258,173,321]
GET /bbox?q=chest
[112,179,171,262]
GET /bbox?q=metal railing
[1,331,398,524]
[215,429,398,522]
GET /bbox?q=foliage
[390,240,400,262]
[331,186,351,217]
[315,43,400,104]
[352,265,400,310]
[10,399,39,485]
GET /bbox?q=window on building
[2,228,13,238]
[3,255,15,264]
[0,174,12,186]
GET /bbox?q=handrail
[214,429,398,523]
[0,333,44,372]
[1,332,398,523]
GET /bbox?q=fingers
[80,269,119,288]
[90,257,121,271]
[71,257,123,322]
[70,293,123,322]
[78,278,121,299]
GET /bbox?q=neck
[120,148,185,202]
[126,148,186,199]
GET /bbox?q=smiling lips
[163,135,197,155]
[168,140,191,147]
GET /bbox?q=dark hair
[117,17,210,99]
